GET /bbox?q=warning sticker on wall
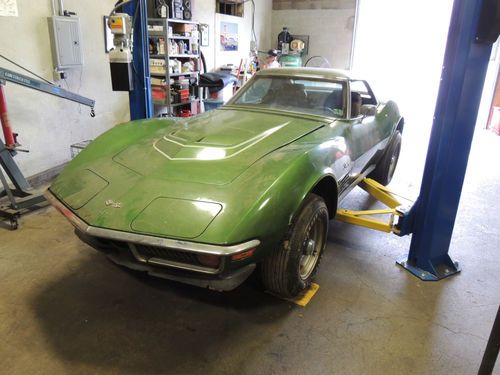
[0,0,18,17]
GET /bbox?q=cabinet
[148,18,201,117]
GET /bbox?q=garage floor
[1,131,499,375]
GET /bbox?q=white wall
[193,0,272,71]
[271,1,356,69]
[0,0,130,178]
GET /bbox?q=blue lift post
[123,0,153,120]
[397,0,500,280]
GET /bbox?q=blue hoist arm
[0,67,95,115]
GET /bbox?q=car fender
[205,142,341,264]
[383,100,404,135]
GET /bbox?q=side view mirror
[360,104,377,117]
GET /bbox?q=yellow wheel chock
[336,178,410,235]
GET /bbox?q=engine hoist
[0,66,95,229]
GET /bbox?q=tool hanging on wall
[0,65,95,229]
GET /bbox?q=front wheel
[261,194,329,298]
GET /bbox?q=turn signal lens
[231,248,255,261]
[197,254,220,268]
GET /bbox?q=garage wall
[0,0,271,179]
[271,0,356,69]
[0,0,130,178]
[193,0,272,72]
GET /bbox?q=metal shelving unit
[148,17,200,117]
[151,71,199,78]
[153,98,200,107]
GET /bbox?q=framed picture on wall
[220,21,238,51]
[200,24,209,46]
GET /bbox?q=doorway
[352,0,454,195]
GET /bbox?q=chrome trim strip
[45,190,260,256]
[128,242,147,262]
[338,164,376,202]
[128,243,222,275]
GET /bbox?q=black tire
[261,194,329,298]
[369,131,402,186]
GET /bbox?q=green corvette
[47,68,403,297]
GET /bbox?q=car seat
[351,92,362,117]
[275,83,308,107]
[324,90,343,114]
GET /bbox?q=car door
[346,80,384,174]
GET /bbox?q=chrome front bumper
[45,190,260,275]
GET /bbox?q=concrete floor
[1,130,499,375]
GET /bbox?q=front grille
[135,244,202,267]
[98,238,219,273]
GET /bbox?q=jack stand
[0,141,47,230]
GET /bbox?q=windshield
[229,76,346,118]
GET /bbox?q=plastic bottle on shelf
[175,59,182,73]
[191,41,198,55]
[168,59,176,74]
[178,41,185,55]
[158,38,165,55]
[182,61,194,73]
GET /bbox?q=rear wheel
[369,131,402,185]
[261,194,329,298]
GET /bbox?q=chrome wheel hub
[299,218,325,280]
[306,239,316,254]
[388,149,398,180]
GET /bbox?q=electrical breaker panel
[47,16,84,70]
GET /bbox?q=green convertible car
[47,68,404,297]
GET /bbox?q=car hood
[50,109,326,240]
[112,108,325,185]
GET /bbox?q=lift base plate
[396,258,461,281]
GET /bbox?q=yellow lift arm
[336,178,410,235]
